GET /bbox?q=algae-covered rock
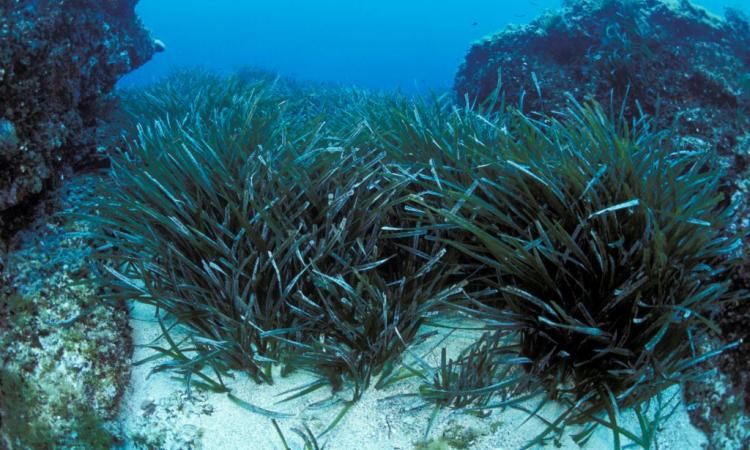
[128,392,209,450]
[455,0,749,154]
[0,0,162,217]
[0,175,132,450]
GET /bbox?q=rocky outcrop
[0,174,133,449]
[455,0,750,155]
[0,0,162,218]
[455,1,750,448]
[0,1,160,447]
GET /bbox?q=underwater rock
[128,391,209,449]
[0,174,132,449]
[455,0,749,154]
[0,0,162,217]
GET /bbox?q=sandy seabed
[118,303,708,450]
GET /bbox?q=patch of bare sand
[118,303,708,450]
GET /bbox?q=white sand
[118,303,708,450]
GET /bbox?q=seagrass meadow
[80,69,744,449]
[2,1,750,449]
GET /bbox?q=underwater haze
[122,0,749,92]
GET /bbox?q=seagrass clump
[93,74,461,395]
[423,100,742,426]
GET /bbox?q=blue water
[122,0,750,93]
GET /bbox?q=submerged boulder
[0,0,162,216]
[455,0,750,154]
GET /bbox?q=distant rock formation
[455,0,749,155]
[0,0,162,217]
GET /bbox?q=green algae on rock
[0,175,132,449]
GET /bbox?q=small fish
[471,21,479,26]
